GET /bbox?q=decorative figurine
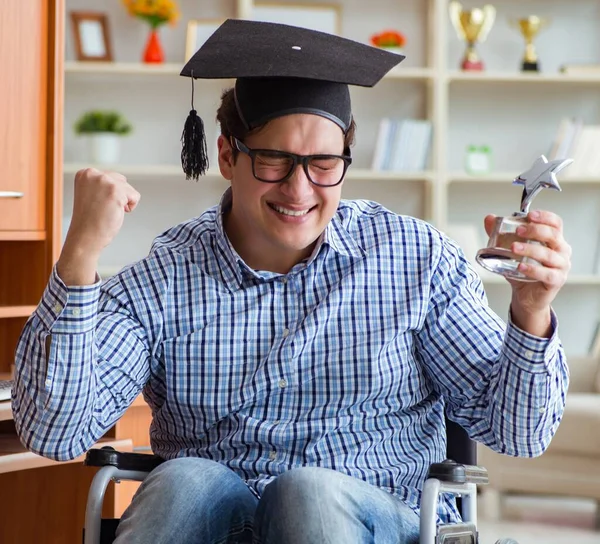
[476,155,573,281]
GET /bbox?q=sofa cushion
[548,393,600,456]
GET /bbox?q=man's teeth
[271,204,311,216]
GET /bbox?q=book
[560,64,600,76]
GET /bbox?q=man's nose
[280,163,314,200]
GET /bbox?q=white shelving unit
[65,61,434,80]
[62,0,600,356]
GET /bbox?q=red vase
[143,29,164,63]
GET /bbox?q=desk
[0,398,151,543]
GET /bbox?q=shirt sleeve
[415,235,569,458]
[12,267,153,461]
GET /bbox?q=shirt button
[269,450,277,461]
[524,350,534,359]
[281,277,288,284]
[538,406,546,414]
[282,328,290,337]
[45,379,52,387]
[273,420,281,425]
[53,303,62,313]
[72,308,81,316]
[278,379,288,389]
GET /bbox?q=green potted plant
[74,110,132,164]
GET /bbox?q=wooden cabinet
[0,0,50,236]
[0,3,152,540]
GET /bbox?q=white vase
[382,46,404,56]
[88,133,121,165]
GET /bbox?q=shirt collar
[322,212,364,260]
[213,189,364,290]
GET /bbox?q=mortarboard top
[179,19,405,180]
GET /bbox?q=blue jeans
[114,457,421,544]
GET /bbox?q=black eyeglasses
[232,137,352,187]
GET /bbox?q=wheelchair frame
[83,447,489,544]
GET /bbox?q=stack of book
[371,118,432,172]
[548,117,600,177]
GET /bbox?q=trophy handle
[478,5,496,43]
[540,17,551,30]
[449,1,466,40]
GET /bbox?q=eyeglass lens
[253,151,346,185]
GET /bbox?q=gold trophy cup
[511,16,549,72]
[449,1,496,71]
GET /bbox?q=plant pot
[380,46,404,55]
[88,133,121,164]
[143,28,164,63]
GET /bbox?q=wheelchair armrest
[427,459,488,485]
[84,446,165,473]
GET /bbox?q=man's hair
[216,87,356,160]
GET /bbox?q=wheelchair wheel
[495,539,519,544]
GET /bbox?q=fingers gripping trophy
[476,155,573,281]
[449,1,496,71]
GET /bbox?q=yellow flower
[122,0,179,25]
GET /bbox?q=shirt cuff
[36,266,102,334]
[504,308,560,374]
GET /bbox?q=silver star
[512,155,573,213]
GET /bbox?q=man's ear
[217,135,234,180]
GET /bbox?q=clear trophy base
[475,215,540,282]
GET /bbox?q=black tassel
[181,109,209,180]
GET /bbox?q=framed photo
[70,12,112,62]
[252,3,341,35]
[185,19,224,62]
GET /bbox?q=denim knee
[255,467,420,544]
[262,466,342,501]
[116,457,257,544]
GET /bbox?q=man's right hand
[57,168,141,286]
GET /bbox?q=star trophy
[510,15,550,72]
[476,155,573,282]
[449,1,496,71]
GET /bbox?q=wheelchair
[82,420,518,544]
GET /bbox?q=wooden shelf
[65,61,184,75]
[447,71,600,85]
[448,172,600,185]
[384,66,434,81]
[349,169,434,181]
[0,306,36,319]
[63,163,221,178]
[64,61,434,81]
[0,435,133,474]
[64,163,434,182]
[0,402,12,422]
[0,231,46,241]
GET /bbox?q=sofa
[477,355,600,525]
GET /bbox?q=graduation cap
[180,18,405,180]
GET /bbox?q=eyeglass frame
[231,136,352,187]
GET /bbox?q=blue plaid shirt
[13,191,568,523]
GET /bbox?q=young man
[13,20,570,544]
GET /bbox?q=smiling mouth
[268,203,316,217]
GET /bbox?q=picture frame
[185,19,225,62]
[252,2,342,35]
[70,11,113,62]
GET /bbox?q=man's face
[218,114,346,271]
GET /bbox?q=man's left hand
[484,210,571,336]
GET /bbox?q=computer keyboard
[0,379,12,402]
